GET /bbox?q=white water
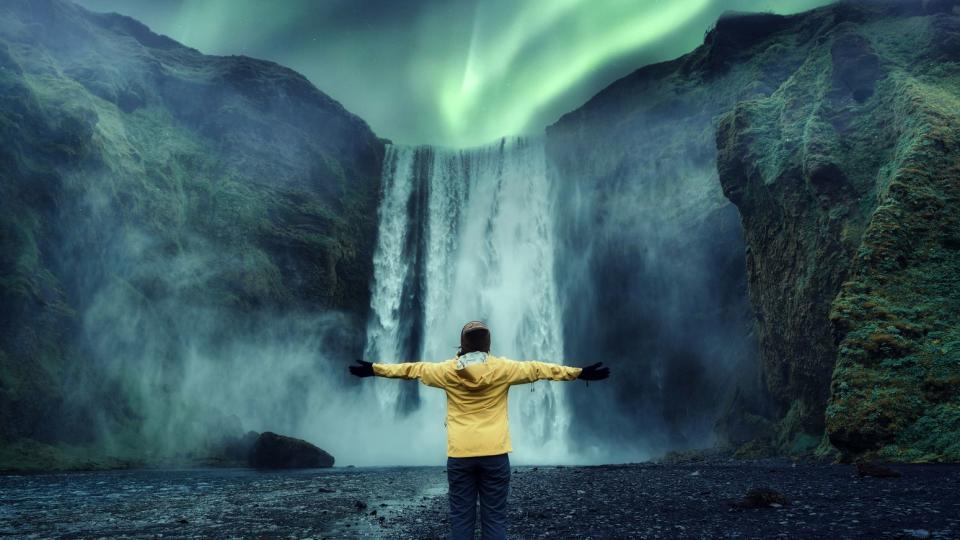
[364,137,573,464]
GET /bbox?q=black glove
[577,362,610,381]
[349,359,375,378]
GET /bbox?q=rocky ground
[2,459,959,539]
[398,459,960,539]
[0,466,447,538]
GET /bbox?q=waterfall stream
[364,137,572,463]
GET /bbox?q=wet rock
[0,0,386,466]
[7,461,960,539]
[223,430,260,462]
[731,487,788,509]
[247,432,334,469]
[856,462,901,479]
[716,1,960,461]
[830,32,883,103]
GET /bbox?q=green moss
[771,400,822,456]
[813,434,843,462]
[825,62,960,461]
[882,404,960,461]
[0,349,12,395]
[0,438,144,472]
[734,437,777,459]
[0,1,384,468]
[789,433,821,455]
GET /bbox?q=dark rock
[546,0,785,456]
[0,0,383,468]
[223,430,260,462]
[731,487,788,509]
[715,387,775,448]
[247,432,334,469]
[856,462,901,478]
[830,32,883,103]
[715,1,960,460]
[696,12,797,76]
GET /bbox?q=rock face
[716,1,960,460]
[550,0,960,460]
[2,0,957,467]
[545,9,819,453]
[248,432,334,469]
[0,0,382,460]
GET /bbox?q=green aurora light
[74,0,834,146]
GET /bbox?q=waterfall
[365,137,572,463]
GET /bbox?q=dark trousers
[447,453,510,540]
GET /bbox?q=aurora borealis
[74,0,833,146]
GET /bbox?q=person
[349,320,610,540]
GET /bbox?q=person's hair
[458,321,490,356]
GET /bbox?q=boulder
[223,430,260,462]
[856,462,901,479]
[730,487,788,509]
[247,432,335,469]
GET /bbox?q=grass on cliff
[826,57,960,462]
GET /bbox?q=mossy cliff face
[544,12,816,454]
[0,0,383,466]
[716,1,960,460]
[549,0,960,459]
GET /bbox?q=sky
[74,0,835,147]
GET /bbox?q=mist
[364,139,578,465]
[6,1,960,537]
[553,149,759,456]
[2,0,770,468]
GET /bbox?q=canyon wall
[0,0,383,466]
[549,0,960,459]
[716,0,960,459]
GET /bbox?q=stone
[731,487,789,509]
[247,432,334,469]
[855,462,901,479]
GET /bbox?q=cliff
[549,0,960,460]
[0,0,383,468]
[544,12,794,455]
[3,0,958,468]
[717,0,960,461]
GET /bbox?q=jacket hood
[460,321,490,354]
[455,351,493,389]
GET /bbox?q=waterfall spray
[365,137,573,463]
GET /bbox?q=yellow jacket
[373,355,582,458]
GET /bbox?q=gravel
[2,460,958,539]
[397,460,960,539]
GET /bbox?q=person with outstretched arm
[349,320,610,540]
